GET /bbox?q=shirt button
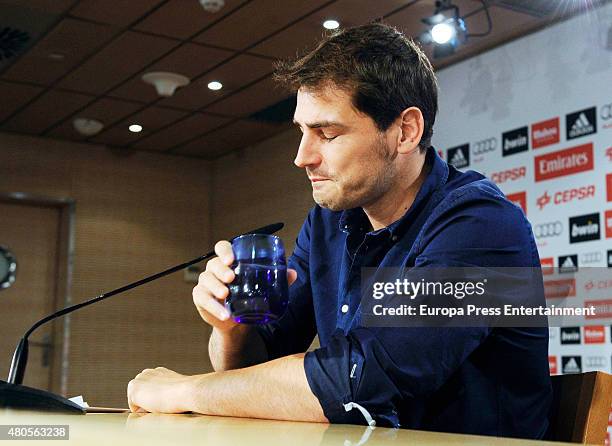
[391,235,398,242]
[341,304,349,313]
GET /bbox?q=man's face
[293,85,398,211]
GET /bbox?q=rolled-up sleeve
[304,325,489,427]
[303,186,536,428]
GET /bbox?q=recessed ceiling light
[129,124,143,133]
[207,81,223,91]
[323,19,340,30]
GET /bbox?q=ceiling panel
[90,106,187,146]
[2,89,93,135]
[0,0,75,14]
[194,0,332,50]
[1,18,115,86]
[174,119,290,158]
[160,54,273,110]
[134,0,249,40]
[47,97,144,141]
[70,0,165,27]
[251,0,408,58]
[0,0,594,160]
[204,77,289,117]
[57,31,179,94]
[108,43,234,103]
[132,112,231,151]
[0,81,44,122]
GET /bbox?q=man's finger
[193,286,230,320]
[206,259,235,285]
[214,240,234,265]
[127,381,140,413]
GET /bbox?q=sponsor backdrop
[433,3,612,440]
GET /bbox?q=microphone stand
[0,222,283,413]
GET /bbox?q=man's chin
[313,194,349,212]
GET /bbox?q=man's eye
[322,134,338,142]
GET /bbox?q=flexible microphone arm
[7,222,284,385]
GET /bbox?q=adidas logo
[561,256,576,269]
[451,149,466,165]
[566,107,596,140]
[447,144,470,168]
[569,113,593,138]
[558,254,578,273]
[562,357,581,374]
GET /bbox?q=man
[128,23,552,438]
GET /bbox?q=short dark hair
[274,23,438,150]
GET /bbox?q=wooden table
[0,410,581,445]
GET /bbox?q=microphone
[0,222,284,413]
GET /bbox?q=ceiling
[0,0,601,160]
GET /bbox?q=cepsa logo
[534,143,594,182]
[548,356,558,374]
[606,210,612,239]
[506,191,527,215]
[536,185,595,210]
[532,117,560,149]
[584,326,605,344]
[490,166,526,184]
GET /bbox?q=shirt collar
[338,147,448,239]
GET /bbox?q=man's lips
[309,177,329,183]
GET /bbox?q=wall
[0,132,213,406]
[433,2,612,375]
[211,127,313,249]
[432,4,612,441]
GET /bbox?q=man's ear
[396,107,425,154]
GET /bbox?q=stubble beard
[313,135,397,212]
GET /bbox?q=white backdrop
[432,3,612,441]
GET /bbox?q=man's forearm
[209,325,269,371]
[189,353,327,423]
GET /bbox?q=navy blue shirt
[257,147,552,438]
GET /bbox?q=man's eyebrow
[292,119,347,129]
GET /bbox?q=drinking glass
[225,234,289,324]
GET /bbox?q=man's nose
[294,135,322,168]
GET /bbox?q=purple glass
[225,234,289,324]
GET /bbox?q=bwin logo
[502,127,529,156]
[569,213,600,244]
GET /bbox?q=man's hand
[127,354,326,422]
[127,367,197,413]
[192,240,297,332]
